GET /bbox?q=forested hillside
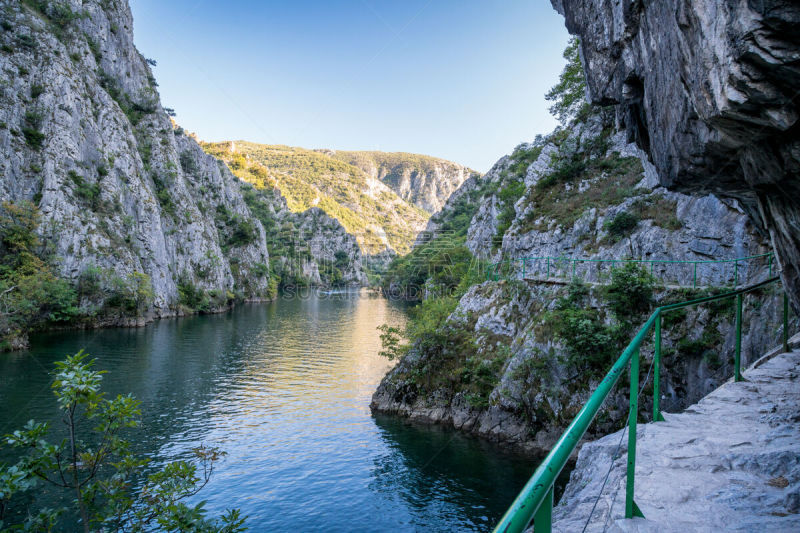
[203,141,429,255]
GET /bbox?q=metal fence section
[492,276,795,533]
[487,252,775,289]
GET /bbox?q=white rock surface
[553,346,800,532]
[0,0,372,326]
[467,112,770,291]
[328,150,479,214]
[551,0,800,313]
[0,0,271,312]
[372,108,791,452]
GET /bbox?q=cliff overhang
[551,0,800,311]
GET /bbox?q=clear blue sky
[129,1,570,172]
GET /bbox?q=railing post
[626,347,642,519]
[735,294,743,382]
[493,277,782,533]
[734,260,739,287]
[533,486,553,533]
[693,263,697,288]
[654,314,663,421]
[784,292,790,353]
[572,259,576,278]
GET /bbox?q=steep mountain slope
[0,0,368,348]
[551,0,800,312]
[371,108,794,453]
[213,160,370,288]
[0,0,266,307]
[324,150,479,214]
[203,141,429,256]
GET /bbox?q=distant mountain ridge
[320,150,480,214]
[203,142,474,255]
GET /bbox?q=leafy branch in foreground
[0,350,246,532]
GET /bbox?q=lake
[0,290,537,531]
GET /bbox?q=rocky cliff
[550,0,800,312]
[201,143,370,287]
[469,110,769,286]
[0,0,370,347]
[0,0,272,314]
[371,109,795,453]
[326,150,479,214]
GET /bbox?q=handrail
[487,252,775,289]
[490,252,773,267]
[493,276,793,533]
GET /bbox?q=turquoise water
[0,291,538,531]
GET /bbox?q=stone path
[551,344,800,532]
[514,276,710,291]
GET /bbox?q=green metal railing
[486,252,775,289]
[493,276,794,533]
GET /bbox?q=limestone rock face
[551,0,800,311]
[468,112,769,288]
[234,184,370,288]
[328,150,480,214]
[419,172,486,242]
[0,0,372,325]
[0,0,274,315]
[293,207,369,286]
[372,276,795,454]
[371,109,795,452]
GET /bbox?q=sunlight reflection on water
[0,291,537,532]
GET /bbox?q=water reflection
[371,414,541,531]
[0,291,537,532]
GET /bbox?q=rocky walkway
[551,344,800,532]
[515,276,717,291]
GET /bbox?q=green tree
[604,211,639,242]
[0,201,78,347]
[544,37,588,124]
[377,324,407,361]
[0,200,42,275]
[128,271,154,315]
[0,351,246,532]
[547,278,621,374]
[605,263,658,321]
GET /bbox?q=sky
[129,1,571,173]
